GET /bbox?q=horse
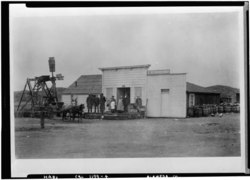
[70,104,85,122]
[61,105,72,121]
[62,104,85,123]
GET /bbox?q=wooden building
[206,85,240,103]
[186,82,220,107]
[99,65,149,108]
[146,70,186,118]
[99,65,187,118]
[61,75,102,107]
[62,64,187,117]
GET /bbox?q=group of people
[108,95,130,113]
[86,93,106,114]
[86,93,142,114]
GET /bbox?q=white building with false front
[62,64,187,117]
[99,65,149,109]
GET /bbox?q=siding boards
[62,94,88,110]
[195,93,220,105]
[147,74,186,118]
[103,69,147,87]
[102,68,148,105]
[62,95,71,106]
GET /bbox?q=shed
[186,82,220,107]
[61,74,102,106]
[205,85,240,103]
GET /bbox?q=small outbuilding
[186,82,220,107]
[206,85,240,103]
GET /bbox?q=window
[189,94,195,107]
[106,88,113,99]
[161,89,170,93]
[135,87,142,98]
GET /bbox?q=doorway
[117,87,130,103]
[161,89,170,117]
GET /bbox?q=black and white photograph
[8,2,248,177]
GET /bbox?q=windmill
[17,57,64,117]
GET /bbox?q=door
[117,87,130,103]
[161,89,170,117]
[189,93,195,107]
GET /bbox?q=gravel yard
[15,113,240,158]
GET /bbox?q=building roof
[206,85,240,98]
[148,69,170,75]
[99,64,151,71]
[63,74,224,95]
[63,74,102,94]
[148,72,186,76]
[186,82,220,94]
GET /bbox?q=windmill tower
[17,57,64,116]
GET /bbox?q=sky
[10,6,243,91]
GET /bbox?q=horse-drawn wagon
[61,104,85,122]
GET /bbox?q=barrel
[236,105,240,113]
[214,106,218,114]
[187,107,194,117]
[198,108,203,117]
[202,106,209,117]
[218,106,224,113]
[212,105,215,114]
[210,106,214,114]
[232,106,236,113]
[233,105,240,113]
[208,106,212,115]
[225,105,231,113]
[194,107,202,117]
[194,107,198,117]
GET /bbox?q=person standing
[110,96,116,113]
[117,96,124,113]
[90,95,95,113]
[123,95,130,112]
[94,95,100,113]
[135,96,142,112]
[99,93,106,115]
[86,94,92,113]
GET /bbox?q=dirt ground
[15,113,240,158]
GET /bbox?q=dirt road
[15,113,240,158]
